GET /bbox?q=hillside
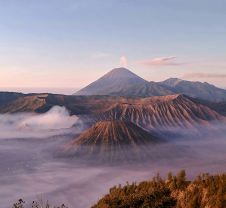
[1,92,226,118]
[109,81,175,97]
[1,93,226,140]
[0,93,143,115]
[72,68,226,101]
[160,78,226,102]
[106,77,226,102]
[92,170,226,208]
[80,94,226,140]
[62,120,164,165]
[168,79,226,102]
[159,77,182,87]
[0,92,25,106]
[73,68,148,95]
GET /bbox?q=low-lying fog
[1,106,226,208]
[0,106,78,139]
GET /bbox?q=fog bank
[0,106,78,139]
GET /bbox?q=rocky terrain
[78,94,226,139]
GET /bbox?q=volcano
[62,120,164,165]
[73,67,148,95]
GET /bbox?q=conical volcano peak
[68,120,161,146]
[104,67,138,79]
[73,67,147,95]
[62,120,164,165]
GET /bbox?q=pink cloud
[182,73,226,79]
[137,56,180,66]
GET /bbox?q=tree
[177,170,186,190]
[167,171,172,181]
[215,187,225,208]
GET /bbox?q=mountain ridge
[1,93,226,140]
[72,68,226,102]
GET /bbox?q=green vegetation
[13,170,226,208]
[92,170,226,208]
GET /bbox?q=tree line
[92,170,226,208]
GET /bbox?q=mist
[1,109,226,208]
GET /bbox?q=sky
[0,0,226,94]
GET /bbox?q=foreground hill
[13,170,226,208]
[92,170,226,208]
[62,120,164,165]
[74,67,148,95]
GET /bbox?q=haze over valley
[1,67,226,207]
[1,1,226,207]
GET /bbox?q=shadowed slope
[0,95,46,114]
[0,92,25,106]
[63,120,164,164]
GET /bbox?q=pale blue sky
[0,0,226,93]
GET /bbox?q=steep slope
[80,94,226,140]
[109,81,176,97]
[73,68,148,95]
[188,97,226,116]
[63,120,164,164]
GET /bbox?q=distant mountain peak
[159,77,182,87]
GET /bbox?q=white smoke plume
[0,106,78,139]
[22,106,77,130]
[120,56,128,68]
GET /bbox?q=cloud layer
[182,73,226,79]
[137,56,179,66]
[0,106,78,139]
[23,106,77,130]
